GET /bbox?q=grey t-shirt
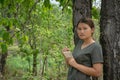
[67,40,103,80]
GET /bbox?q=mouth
[79,35,85,36]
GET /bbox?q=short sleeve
[91,44,103,64]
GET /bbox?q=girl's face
[77,23,94,40]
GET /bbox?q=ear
[91,28,94,33]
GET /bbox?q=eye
[77,27,81,30]
[83,27,87,30]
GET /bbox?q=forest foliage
[0,0,100,80]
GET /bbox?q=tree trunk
[33,52,37,76]
[41,56,47,80]
[0,2,11,76]
[28,24,38,76]
[30,37,38,76]
[73,0,98,80]
[0,52,8,75]
[100,0,120,80]
[0,27,9,76]
[73,0,92,45]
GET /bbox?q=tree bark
[73,0,98,80]
[73,0,92,45]
[100,0,120,80]
[0,27,9,76]
[0,2,11,76]
[29,32,38,76]
[0,52,8,75]
[33,51,37,76]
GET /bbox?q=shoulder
[93,42,102,49]
[90,42,102,53]
[92,42,102,53]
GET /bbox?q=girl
[62,18,103,80]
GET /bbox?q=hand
[62,47,72,58]
[62,47,70,54]
[66,57,77,67]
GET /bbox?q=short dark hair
[77,18,94,29]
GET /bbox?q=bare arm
[67,58,103,77]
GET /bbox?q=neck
[83,37,94,44]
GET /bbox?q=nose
[80,30,84,33]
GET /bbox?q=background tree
[100,0,120,80]
[0,0,73,79]
[0,1,13,76]
[73,0,101,80]
[0,0,102,80]
[73,0,92,45]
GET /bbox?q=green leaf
[92,7,100,19]
[8,38,13,45]
[23,35,28,42]
[1,31,13,45]
[33,49,39,54]
[0,28,5,37]
[2,31,9,41]
[1,43,7,53]
[43,0,51,8]
[0,0,4,4]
